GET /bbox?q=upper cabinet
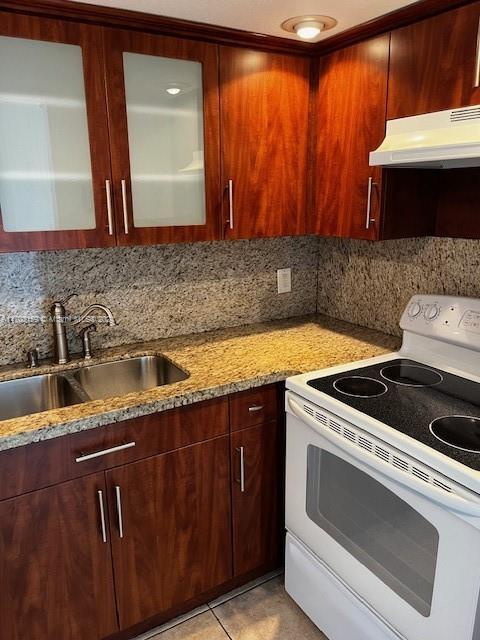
[220,47,310,238]
[312,34,439,241]
[388,2,480,119]
[0,14,114,252]
[103,29,222,245]
[312,35,390,240]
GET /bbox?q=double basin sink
[0,356,189,422]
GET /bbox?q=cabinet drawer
[230,385,278,432]
[0,397,228,501]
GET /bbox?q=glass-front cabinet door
[0,14,114,252]
[104,29,222,245]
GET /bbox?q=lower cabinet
[0,387,283,640]
[0,473,118,640]
[106,436,232,629]
[231,421,281,576]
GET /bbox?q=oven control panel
[400,295,480,350]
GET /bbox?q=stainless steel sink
[0,374,84,421]
[72,355,189,401]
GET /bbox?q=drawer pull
[75,441,136,463]
[248,405,264,412]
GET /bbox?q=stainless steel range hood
[370,105,480,169]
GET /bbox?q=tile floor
[135,572,328,640]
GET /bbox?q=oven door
[285,391,480,640]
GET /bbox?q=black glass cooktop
[307,358,480,471]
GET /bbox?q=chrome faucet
[50,294,77,365]
[73,304,116,328]
[50,295,116,364]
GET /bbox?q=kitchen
[0,0,480,639]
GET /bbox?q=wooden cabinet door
[231,421,281,576]
[312,35,389,240]
[220,47,309,239]
[103,29,222,245]
[0,13,115,252]
[388,2,480,119]
[0,473,118,640]
[106,435,232,629]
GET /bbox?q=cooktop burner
[333,376,387,398]
[430,416,480,453]
[307,358,480,471]
[380,364,443,387]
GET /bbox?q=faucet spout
[73,304,116,327]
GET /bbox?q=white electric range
[284,295,480,640]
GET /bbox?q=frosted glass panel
[306,446,439,617]
[0,36,95,232]
[123,53,206,227]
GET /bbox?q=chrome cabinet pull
[227,179,234,230]
[475,17,480,88]
[121,179,129,234]
[115,485,124,539]
[365,177,376,230]
[97,490,107,543]
[236,446,245,493]
[75,441,136,463]
[248,404,264,412]
[105,179,114,235]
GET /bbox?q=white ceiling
[73,0,421,42]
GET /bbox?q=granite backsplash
[317,237,480,337]
[2,234,479,367]
[0,236,318,366]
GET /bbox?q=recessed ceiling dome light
[166,86,181,95]
[281,15,337,41]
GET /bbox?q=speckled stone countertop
[0,315,400,451]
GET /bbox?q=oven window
[306,446,439,617]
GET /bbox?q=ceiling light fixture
[166,86,181,95]
[281,15,337,41]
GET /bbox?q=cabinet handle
[105,180,114,235]
[236,446,245,493]
[97,490,107,543]
[115,485,124,539]
[121,179,129,234]
[75,441,136,463]
[248,404,264,412]
[365,177,376,230]
[475,17,480,88]
[227,179,234,230]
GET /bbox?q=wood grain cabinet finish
[106,435,232,629]
[0,473,118,640]
[0,13,114,252]
[230,383,278,432]
[312,35,390,240]
[220,47,310,238]
[103,28,222,245]
[312,35,439,240]
[231,421,281,576]
[388,2,480,119]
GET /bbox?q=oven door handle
[288,396,480,517]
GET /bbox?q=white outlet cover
[277,268,292,294]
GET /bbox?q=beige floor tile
[150,610,229,640]
[212,576,328,640]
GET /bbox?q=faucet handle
[59,293,77,306]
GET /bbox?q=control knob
[408,302,422,318]
[425,304,440,321]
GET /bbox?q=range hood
[370,105,480,169]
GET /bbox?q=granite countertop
[0,314,400,451]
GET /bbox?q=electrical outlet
[277,268,292,294]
